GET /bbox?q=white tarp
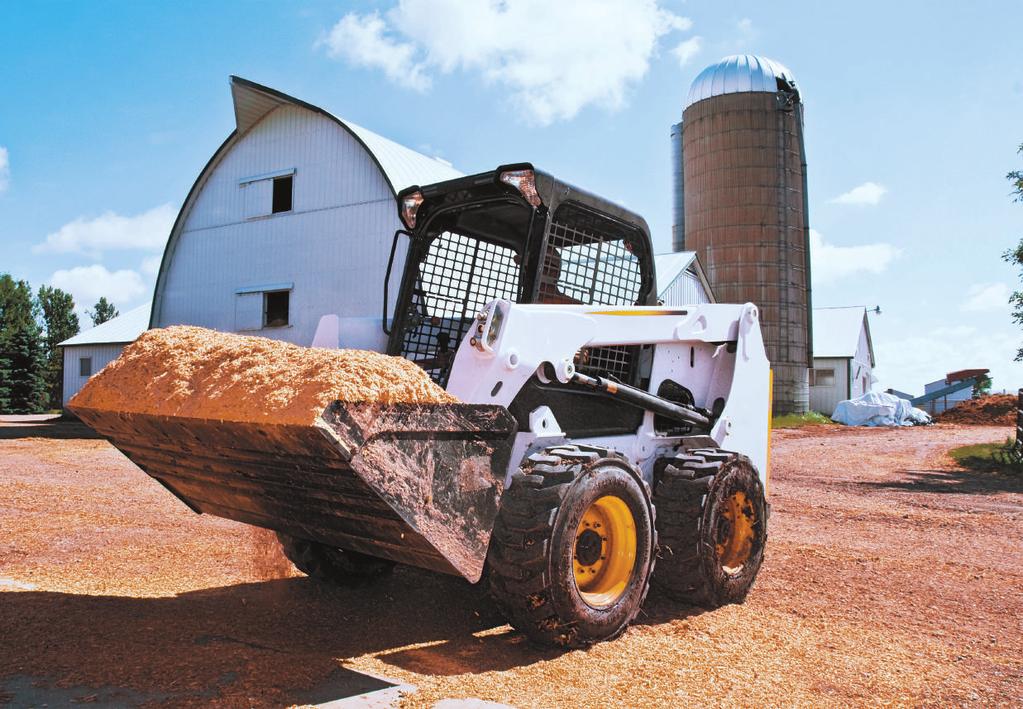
[831,391,932,427]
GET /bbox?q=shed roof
[685,54,799,110]
[654,251,714,301]
[60,301,151,347]
[812,307,874,364]
[230,76,462,194]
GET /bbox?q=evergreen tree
[88,297,118,326]
[0,274,48,413]
[38,285,80,408]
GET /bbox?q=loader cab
[388,164,656,437]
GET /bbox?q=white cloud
[810,229,901,285]
[34,203,175,257]
[318,12,430,91]
[672,36,703,67]
[0,146,9,192]
[873,327,1023,394]
[829,181,887,206]
[320,0,693,124]
[140,255,163,278]
[48,265,148,316]
[737,17,755,35]
[961,282,1010,312]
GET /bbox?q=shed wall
[849,325,873,400]
[155,105,405,350]
[809,357,849,415]
[62,343,127,407]
[659,269,711,306]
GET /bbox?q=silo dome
[684,54,799,109]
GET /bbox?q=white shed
[59,302,151,406]
[809,307,876,414]
[654,251,715,305]
[151,76,462,350]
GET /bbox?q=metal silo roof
[684,54,799,110]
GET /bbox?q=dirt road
[1,420,1021,707]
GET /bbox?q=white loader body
[447,300,771,485]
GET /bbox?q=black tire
[276,533,395,586]
[652,448,767,607]
[487,445,656,648]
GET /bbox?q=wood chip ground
[1,421,1020,706]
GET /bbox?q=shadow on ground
[0,566,705,705]
[856,467,1023,496]
[0,418,102,440]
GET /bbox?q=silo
[670,121,684,252]
[673,55,812,414]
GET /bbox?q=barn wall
[62,343,127,406]
[659,269,712,306]
[156,105,405,351]
[809,356,849,415]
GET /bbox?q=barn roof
[230,76,462,194]
[653,251,714,301]
[812,307,874,365]
[60,301,151,347]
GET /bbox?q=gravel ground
[1,419,1021,707]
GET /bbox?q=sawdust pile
[70,326,455,425]
[935,394,1017,425]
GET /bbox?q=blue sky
[1,1,1021,393]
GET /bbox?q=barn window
[264,290,290,328]
[240,168,295,219]
[272,175,293,214]
[810,368,835,387]
[79,357,92,377]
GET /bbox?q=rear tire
[276,533,395,585]
[652,449,767,607]
[487,446,656,648]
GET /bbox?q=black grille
[400,232,520,386]
[542,220,643,381]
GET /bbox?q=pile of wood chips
[70,326,455,425]
[935,394,1016,425]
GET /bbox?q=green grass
[772,411,835,429]
[948,440,1017,473]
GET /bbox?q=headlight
[400,191,424,229]
[499,169,541,208]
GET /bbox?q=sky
[1,0,1021,394]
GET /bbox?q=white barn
[654,251,715,305]
[58,76,462,407]
[809,307,876,414]
[59,303,151,406]
[151,76,462,348]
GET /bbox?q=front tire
[487,446,656,648]
[653,449,767,607]
[276,533,395,586]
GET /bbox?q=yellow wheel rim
[573,495,637,608]
[715,490,756,574]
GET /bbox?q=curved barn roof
[230,76,462,193]
[684,54,799,110]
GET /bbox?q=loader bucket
[70,400,517,582]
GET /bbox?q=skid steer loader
[71,164,771,648]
